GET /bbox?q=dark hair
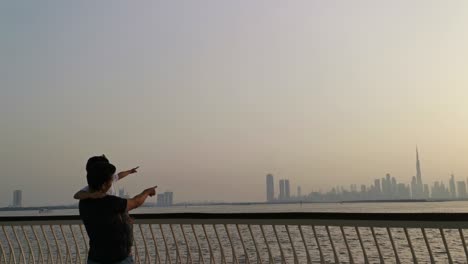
[86,155,109,172]
[86,162,116,191]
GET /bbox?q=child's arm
[73,187,105,200]
[117,166,139,180]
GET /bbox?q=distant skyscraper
[279,180,285,200]
[13,190,22,207]
[266,174,274,202]
[297,186,301,198]
[457,181,467,199]
[424,184,430,199]
[165,192,174,206]
[156,192,174,207]
[414,147,424,198]
[391,177,397,198]
[156,194,165,206]
[411,176,417,199]
[285,180,291,199]
[374,179,381,196]
[450,174,456,198]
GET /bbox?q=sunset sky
[2,1,468,206]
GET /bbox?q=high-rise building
[411,176,417,199]
[156,192,174,207]
[424,184,430,199]
[13,190,22,207]
[279,180,285,200]
[457,181,467,199]
[156,194,165,206]
[450,174,456,198]
[414,147,424,198]
[374,179,381,197]
[266,174,274,202]
[297,186,302,198]
[165,192,174,206]
[285,180,290,199]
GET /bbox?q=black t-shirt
[79,196,133,264]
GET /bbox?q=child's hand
[128,167,139,174]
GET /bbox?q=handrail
[2,212,468,227]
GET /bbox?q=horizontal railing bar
[4,213,468,228]
[4,212,468,221]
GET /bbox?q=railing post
[326,226,339,263]
[285,225,299,264]
[260,225,274,263]
[59,225,72,264]
[170,224,182,264]
[386,227,400,264]
[69,225,81,264]
[0,228,8,264]
[370,227,384,263]
[138,224,151,263]
[180,225,193,264]
[213,225,227,264]
[190,224,205,264]
[159,224,173,264]
[273,225,286,263]
[235,225,250,264]
[459,229,468,263]
[149,224,162,264]
[3,226,18,264]
[12,226,26,264]
[312,226,325,263]
[340,226,354,264]
[421,228,434,263]
[41,225,54,264]
[440,228,453,264]
[202,224,215,264]
[355,227,369,264]
[298,225,312,264]
[404,228,417,264]
[247,225,263,264]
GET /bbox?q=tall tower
[285,180,290,199]
[279,180,285,201]
[416,147,422,186]
[13,190,22,207]
[266,174,274,202]
[415,147,423,198]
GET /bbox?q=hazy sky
[2,1,468,206]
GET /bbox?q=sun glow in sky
[2,1,468,206]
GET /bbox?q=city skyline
[267,148,468,202]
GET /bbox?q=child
[73,155,139,199]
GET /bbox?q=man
[79,161,156,264]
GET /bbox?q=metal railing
[2,212,468,263]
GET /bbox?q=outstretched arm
[73,187,105,200]
[117,166,139,180]
[127,186,157,211]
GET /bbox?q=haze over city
[2,1,468,206]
